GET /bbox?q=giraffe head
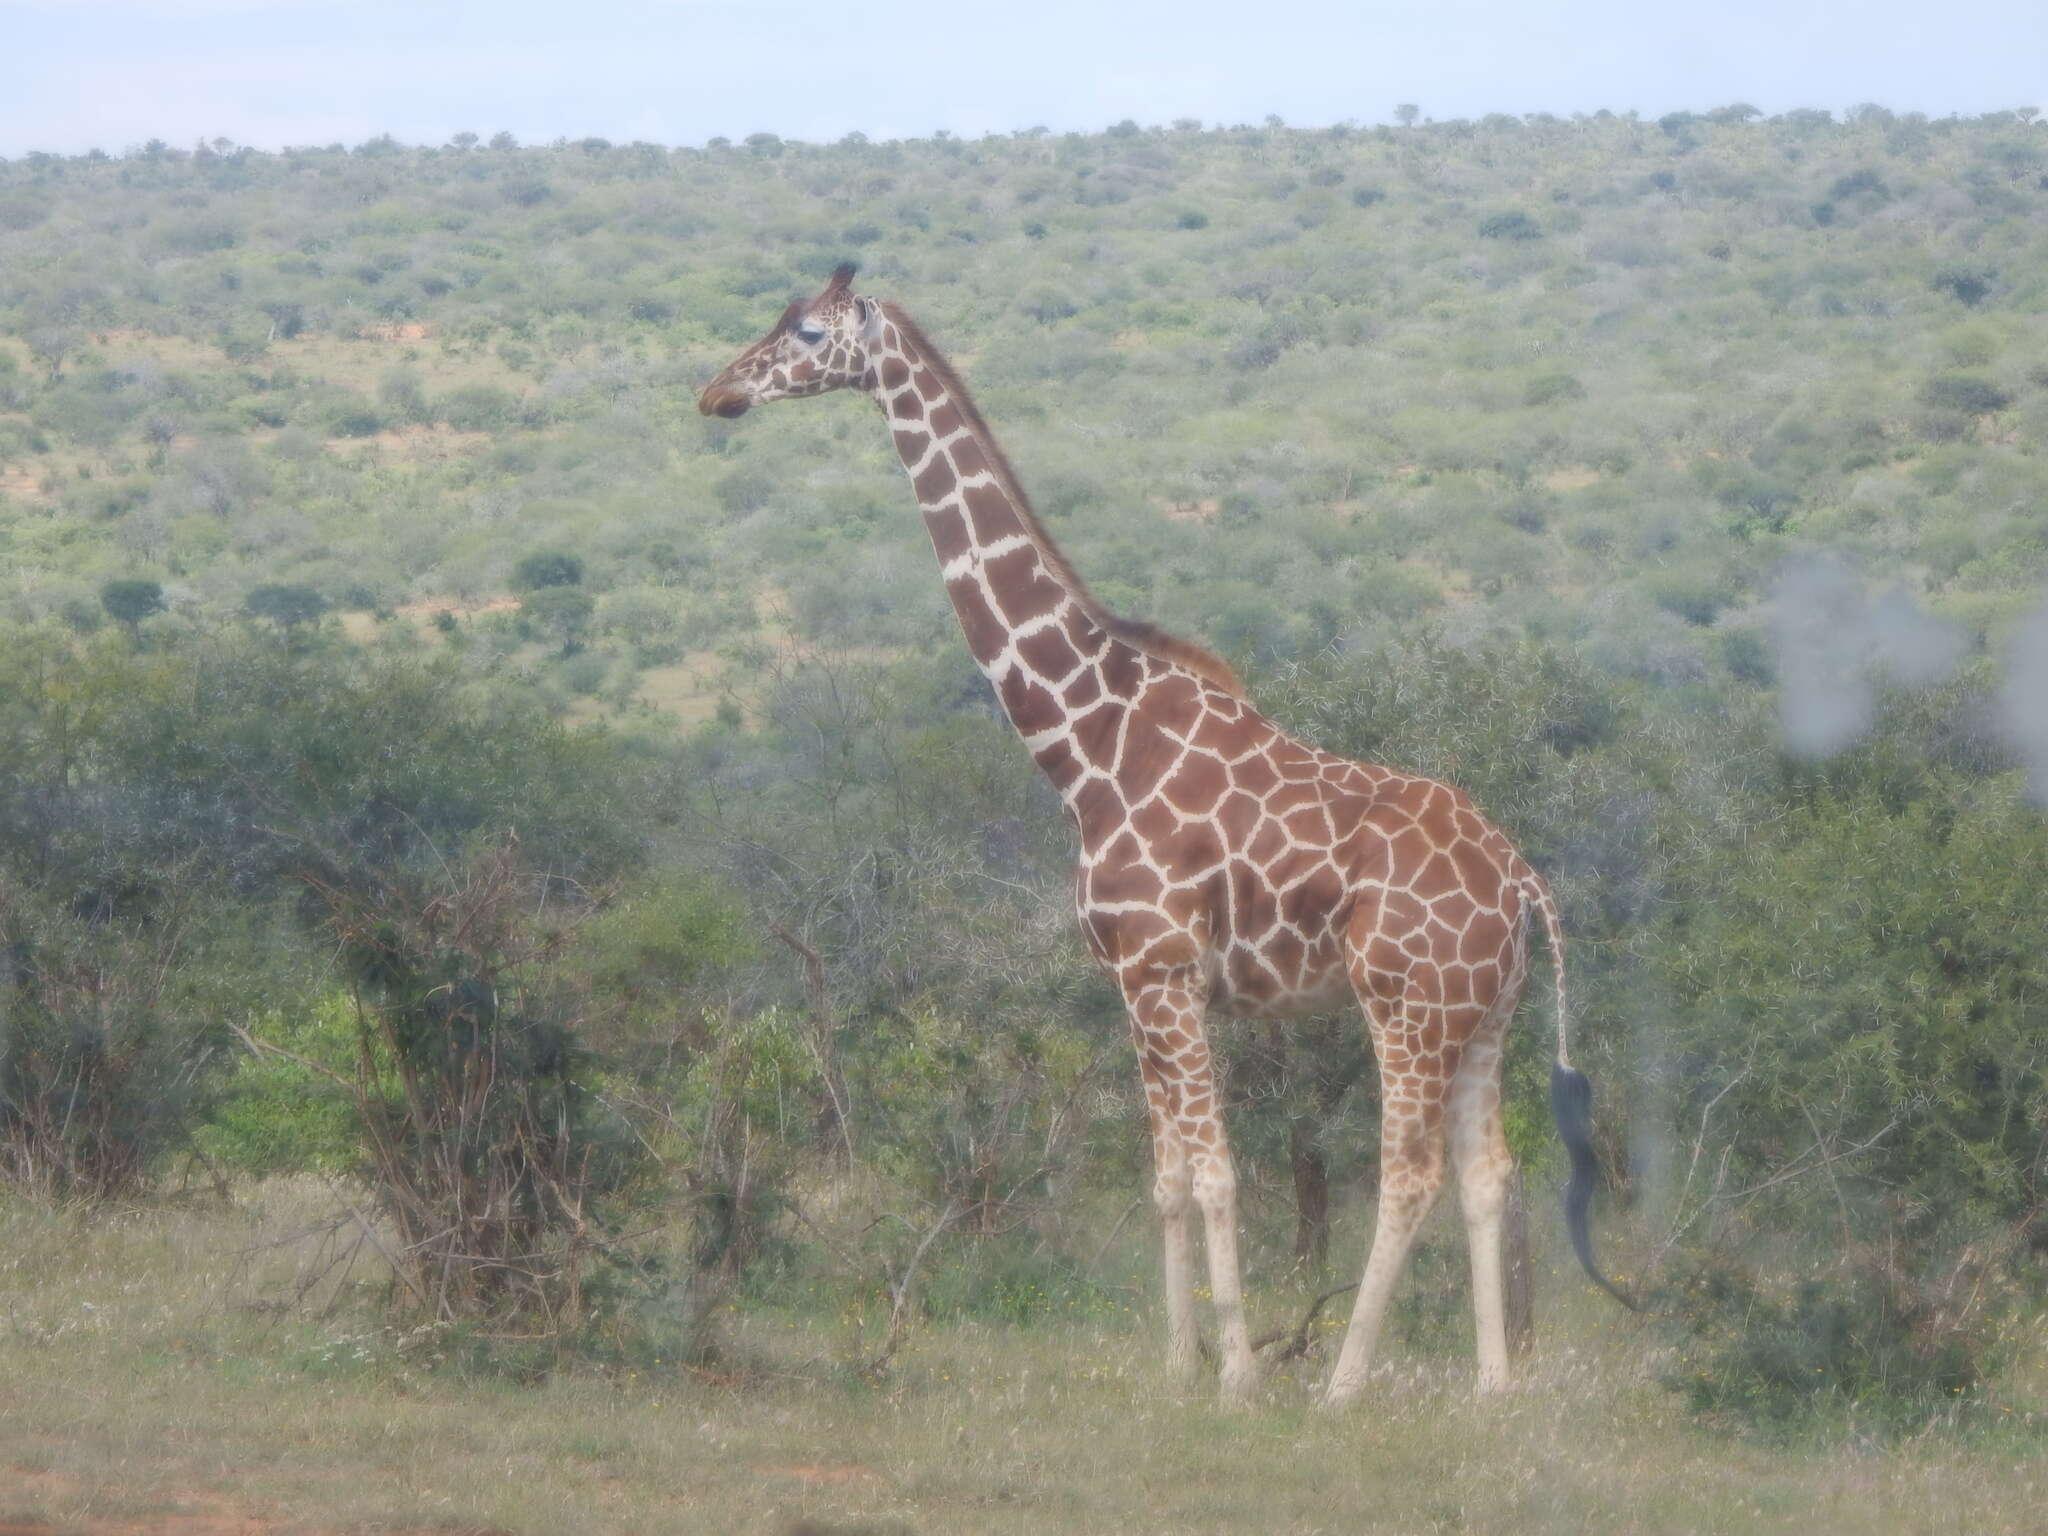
[697,262,877,418]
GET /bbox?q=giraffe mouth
[697,388,751,419]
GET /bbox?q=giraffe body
[700,266,1620,1406]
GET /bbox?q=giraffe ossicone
[699,263,1630,1406]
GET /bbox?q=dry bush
[258,840,639,1328]
[0,870,224,1200]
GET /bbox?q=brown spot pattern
[698,270,1578,1405]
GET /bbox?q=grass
[2,1185,2045,1535]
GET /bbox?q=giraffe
[699,264,1629,1406]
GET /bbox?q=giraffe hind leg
[1321,974,1450,1407]
[1447,1017,1517,1393]
[1321,1071,1446,1406]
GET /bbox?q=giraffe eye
[795,323,826,344]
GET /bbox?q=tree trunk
[1285,1018,1368,1278]
[1290,1116,1331,1275]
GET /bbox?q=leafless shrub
[0,871,221,1200]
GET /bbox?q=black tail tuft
[1550,1062,1637,1311]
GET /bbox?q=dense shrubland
[3,109,2047,1434]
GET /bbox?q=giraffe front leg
[1188,1127,1258,1405]
[1126,968,1254,1401]
[1139,1074,1201,1386]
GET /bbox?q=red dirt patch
[0,466,48,501]
[3,1469,277,1536]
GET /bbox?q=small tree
[1395,103,1421,128]
[512,549,585,590]
[1479,210,1542,240]
[100,578,165,637]
[243,583,329,634]
[1931,266,1994,307]
[261,842,643,1324]
[520,585,595,655]
[26,327,79,385]
[0,880,224,1200]
[1921,374,2013,415]
[142,417,180,467]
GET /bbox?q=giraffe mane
[878,302,1245,700]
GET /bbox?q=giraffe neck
[866,314,1131,789]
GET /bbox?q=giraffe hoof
[1218,1375,1257,1408]
[1318,1376,1366,1411]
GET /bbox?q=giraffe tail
[1524,871,1637,1312]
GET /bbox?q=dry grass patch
[1542,466,1603,493]
[330,425,495,463]
[3,1191,2045,1535]
[0,465,50,502]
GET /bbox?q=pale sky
[3,0,2044,157]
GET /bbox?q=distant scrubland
[2,110,2046,1515]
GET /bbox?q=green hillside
[4,110,2046,699]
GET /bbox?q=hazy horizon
[5,0,2045,160]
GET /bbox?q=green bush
[1655,687,2048,1242]
[439,383,519,431]
[1523,372,1586,406]
[1663,1256,1992,1436]
[100,578,164,630]
[196,994,360,1175]
[1931,266,1993,307]
[329,406,385,438]
[512,548,585,590]
[0,880,241,1198]
[1478,210,1541,240]
[1920,374,2013,415]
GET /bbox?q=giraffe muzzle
[697,387,751,419]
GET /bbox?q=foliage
[295,840,645,1324]
[195,993,360,1175]
[1477,210,1542,240]
[1920,374,2013,415]
[0,623,654,1204]
[99,578,163,630]
[1662,1251,2002,1437]
[243,582,329,630]
[0,870,239,1198]
[1654,692,2048,1243]
[512,549,587,590]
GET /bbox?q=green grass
[3,1186,2044,1535]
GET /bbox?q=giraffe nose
[697,387,750,418]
